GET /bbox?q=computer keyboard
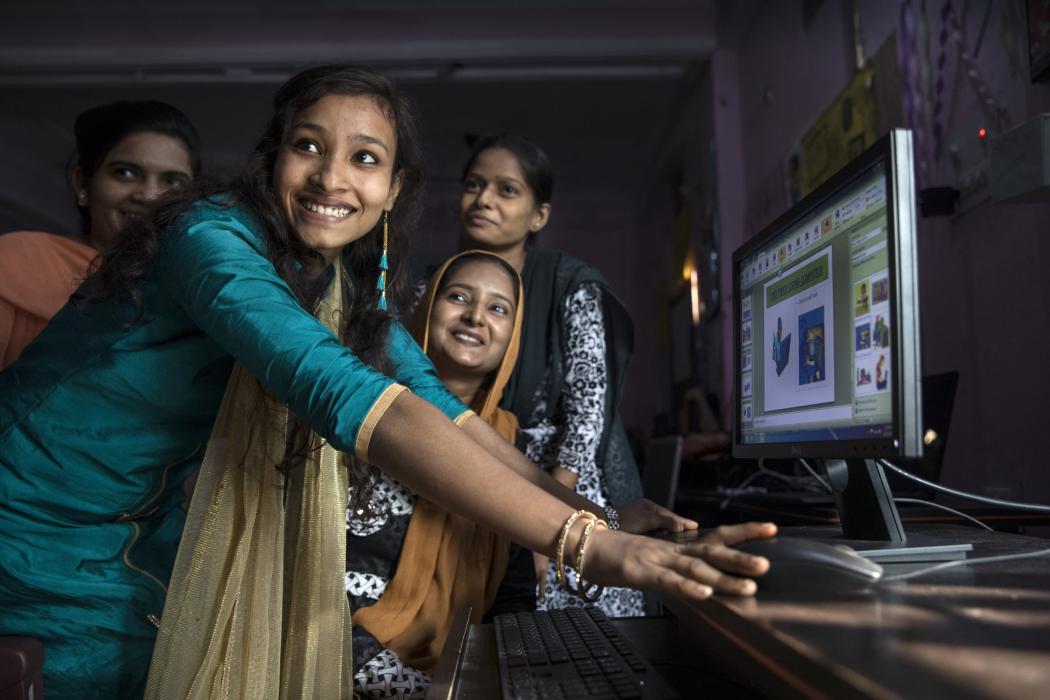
[493,606,677,699]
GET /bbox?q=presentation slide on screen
[762,247,836,412]
[853,269,891,397]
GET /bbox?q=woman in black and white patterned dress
[454,134,646,618]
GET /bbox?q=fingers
[679,541,769,578]
[605,535,765,602]
[650,547,758,599]
[676,558,760,596]
[620,498,699,534]
[533,553,550,601]
[586,529,775,605]
[643,500,700,532]
[699,521,777,546]
[649,565,717,601]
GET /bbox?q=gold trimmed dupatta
[145,265,355,699]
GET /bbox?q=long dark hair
[89,65,425,495]
[72,100,202,237]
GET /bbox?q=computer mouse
[736,536,884,593]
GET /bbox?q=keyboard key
[528,651,549,665]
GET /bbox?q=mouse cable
[755,459,827,492]
[796,458,831,493]
[797,459,993,531]
[719,462,822,510]
[880,546,1050,582]
[892,497,993,531]
[879,459,1050,514]
[801,457,1050,513]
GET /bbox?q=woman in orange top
[0,100,200,367]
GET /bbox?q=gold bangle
[555,510,591,587]
[573,518,608,602]
[572,517,598,596]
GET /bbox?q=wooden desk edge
[658,593,899,700]
[425,606,473,700]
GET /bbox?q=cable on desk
[879,460,1050,514]
[881,547,1050,582]
[760,458,828,493]
[799,458,1033,528]
[892,497,993,531]
[797,459,831,493]
[719,459,831,510]
[719,465,784,510]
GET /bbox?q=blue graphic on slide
[799,307,826,384]
[771,317,792,376]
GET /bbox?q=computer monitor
[732,129,922,543]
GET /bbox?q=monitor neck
[823,458,906,543]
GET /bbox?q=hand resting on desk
[583,522,777,601]
[619,497,700,534]
[535,498,703,600]
[372,393,777,605]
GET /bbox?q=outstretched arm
[368,391,773,600]
[155,211,736,595]
[457,414,696,534]
[382,316,696,534]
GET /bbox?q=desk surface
[441,524,1050,700]
[659,524,1050,700]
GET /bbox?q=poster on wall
[799,66,878,196]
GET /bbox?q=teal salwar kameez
[0,201,466,699]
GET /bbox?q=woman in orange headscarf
[346,250,524,687]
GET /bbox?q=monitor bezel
[732,129,922,460]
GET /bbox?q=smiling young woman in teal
[0,65,774,699]
[0,76,463,698]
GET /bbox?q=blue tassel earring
[377,210,389,311]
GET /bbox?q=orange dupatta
[352,250,524,670]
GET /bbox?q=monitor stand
[813,458,972,563]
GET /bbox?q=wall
[0,66,690,439]
[3,0,1047,503]
[711,0,1050,501]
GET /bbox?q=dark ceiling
[0,0,731,261]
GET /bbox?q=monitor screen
[733,130,922,460]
